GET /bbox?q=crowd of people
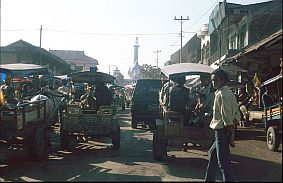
[0,75,114,114]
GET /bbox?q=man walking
[205,69,241,182]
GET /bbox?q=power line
[184,0,219,32]
[1,28,198,36]
[1,28,39,31]
[43,29,180,36]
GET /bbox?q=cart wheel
[60,130,70,150]
[267,126,280,151]
[153,129,166,161]
[112,124,120,150]
[28,126,48,161]
[131,116,138,129]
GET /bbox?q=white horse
[30,92,66,124]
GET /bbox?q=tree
[137,64,162,79]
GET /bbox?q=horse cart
[60,71,121,150]
[261,74,282,151]
[153,63,215,160]
[0,63,66,160]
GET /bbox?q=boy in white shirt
[204,69,240,182]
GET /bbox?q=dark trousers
[205,128,233,182]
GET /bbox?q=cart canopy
[0,63,50,79]
[68,71,115,84]
[161,63,214,79]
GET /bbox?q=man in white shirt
[205,69,240,182]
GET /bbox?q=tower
[128,37,141,80]
[133,37,139,63]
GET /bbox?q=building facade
[0,40,73,75]
[168,0,282,84]
[49,50,98,72]
[208,0,282,67]
[170,34,201,64]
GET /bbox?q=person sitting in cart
[58,79,69,96]
[188,92,206,126]
[80,86,97,110]
[95,81,113,110]
[199,74,215,116]
[168,77,191,123]
[262,86,275,109]
[0,76,17,104]
[160,80,172,108]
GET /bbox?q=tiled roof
[2,39,70,66]
[49,50,98,65]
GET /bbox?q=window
[229,35,238,49]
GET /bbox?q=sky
[0,0,271,78]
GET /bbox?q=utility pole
[174,16,189,63]
[39,25,43,66]
[109,64,117,75]
[40,25,42,48]
[153,50,161,67]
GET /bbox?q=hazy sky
[1,0,271,78]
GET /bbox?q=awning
[219,64,247,76]
[261,74,282,87]
[0,63,50,77]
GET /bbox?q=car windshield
[133,80,162,100]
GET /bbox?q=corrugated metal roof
[50,50,98,65]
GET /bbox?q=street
[0,108,282,182]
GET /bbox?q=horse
[29,90,67,125]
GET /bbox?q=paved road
[0,108,282,182]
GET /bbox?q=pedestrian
[204,69,241,182]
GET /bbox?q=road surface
[0,108,282,182]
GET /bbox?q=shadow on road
[0,154,162,182]
[235,127,266,142]
[160,151,282,182]
[231,153,282,182]
[163,156,208,180]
